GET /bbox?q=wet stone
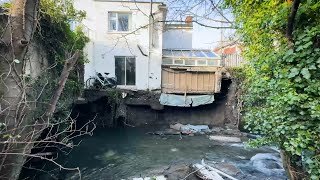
[213,162,241,176]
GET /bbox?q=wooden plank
[168,71,174,88]
[186,72,192,93]
[174,72,180,90]
[181,72,185,92]
[210,72,215,91]
[203,73,211,91]
[161,68,218,94]
[198,73,204,91]
[161,69,168,88]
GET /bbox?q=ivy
[27,0,89,122]
[225,0,320,178]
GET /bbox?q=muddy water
[58,127,287,180]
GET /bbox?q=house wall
[74,0,165,90]
[163,27,192,49]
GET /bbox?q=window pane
[185,59,196,65]
[163,50,172,56]
[194,50,205,57]
[203,51,217,58]
[162,58,173,65]
[118,13,129,31]
[109,12,116,18]
[171,50,183,57]
[126,57,136,85]
[115,57,126,85]
[174,59,183,65]
[109,19,117,31]
[208,60,218,66]
[182,50,193,57]
[197,60,207,66]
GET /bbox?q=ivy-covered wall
[225,0,320,178]
[25,0,89,121]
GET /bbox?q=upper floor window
[108,12,132,32]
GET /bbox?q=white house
[75,0,223,106]
[74,0,167,90]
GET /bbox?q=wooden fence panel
[161,68,216,94]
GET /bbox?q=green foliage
[28,0,89,121]
[37,0,89,72]
[106,90,122,125]
[225,0,320,177]
[40,0,86,23]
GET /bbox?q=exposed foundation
[73,79,237,128]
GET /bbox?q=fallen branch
[43,50,81,120]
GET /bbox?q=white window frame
[115,56,136,86]
[108,12,132,32]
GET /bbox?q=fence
[221,54,246,67]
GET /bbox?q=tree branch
[286,0,301,43]
[44,51,81,119]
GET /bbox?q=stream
[52,126,287,180]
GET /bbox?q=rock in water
[209,136,241,143]
[250,153,285,176]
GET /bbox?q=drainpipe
[148,0,154,91]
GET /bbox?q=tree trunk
[0,0,39,179]
[280,150,305,180]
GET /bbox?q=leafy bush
[225,0,320,178]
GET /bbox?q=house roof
[163,49,220,59]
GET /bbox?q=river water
[50,126,287,180]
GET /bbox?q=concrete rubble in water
[192,164,224,180]
[132,175,166,180]
[169,123,210,134]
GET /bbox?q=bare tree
[0,1,90,179]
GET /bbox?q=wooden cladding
[162,68,220,94]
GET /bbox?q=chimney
[185,16,193,24]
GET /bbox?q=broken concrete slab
[209,136,241,143]
[192,164,224,180]
[169,123,184,131]
[132,175,166,180]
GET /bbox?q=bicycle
[86,72,117,90]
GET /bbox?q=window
[108,12,132,32]
[174,59,184,65]
[115,57,136,85]
[197,60,207,66]
[185,59,196,65]
[163,58,173,65]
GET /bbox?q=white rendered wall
[74,0,164,90]
[163,28,192,49]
